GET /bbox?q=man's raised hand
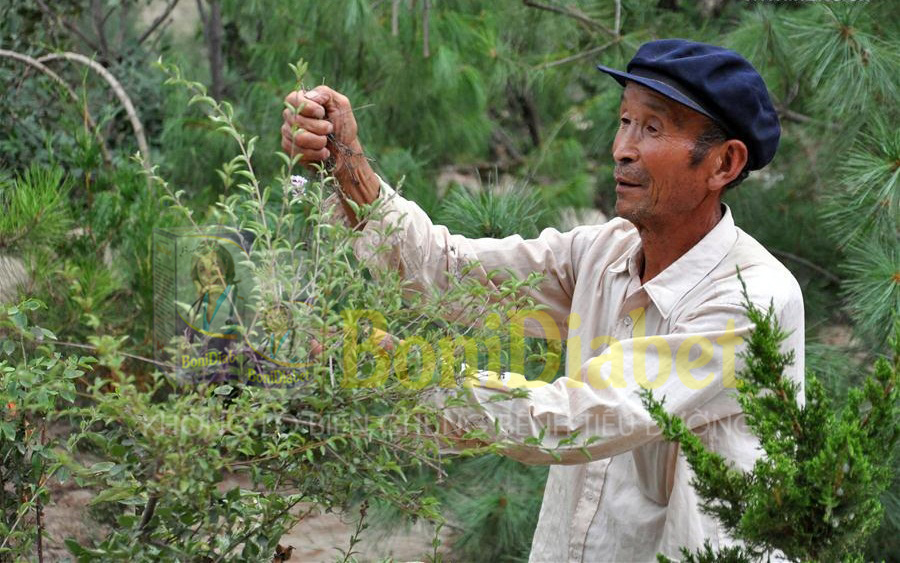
[281,86,380,219]
[281,86,359,166]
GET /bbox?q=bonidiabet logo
[153,227,314,387]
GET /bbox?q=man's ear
[709,139,748,192]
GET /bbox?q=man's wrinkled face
[612,82,717,230]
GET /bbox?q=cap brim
[596,64,717,123]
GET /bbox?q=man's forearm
[332,140,380,225]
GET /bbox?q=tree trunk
[197,0,224,100]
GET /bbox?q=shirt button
[623,317,632,326]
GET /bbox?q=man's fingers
[281,109,333,135]
[280,125,328,151]
[296,86,353,124]
[280,140,330,162]
[284,90,327,119]
[280,128,330,162]
[282,85,357,164]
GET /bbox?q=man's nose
[612,130,638,164]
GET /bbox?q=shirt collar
[610,205,739,319]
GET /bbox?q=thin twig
[338,500,369,563]
[778,107,816,125]
[50,340,174,369]
[100,4,116,28]
[91,0,111,62]
[372,436,444,473]
[614,0,622,36]
[136,0,181,47]
[536,38,620,70]
[770,249,841,284]
[0,487,43,551]
[522,0,616,37]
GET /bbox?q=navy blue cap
[597,39,780,171]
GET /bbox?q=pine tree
[642,281,899,562]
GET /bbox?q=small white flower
[290,175,308,198]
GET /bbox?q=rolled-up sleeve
[345,181,596,330]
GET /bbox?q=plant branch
[338,500,369,563]
[90,0,112,62]
[614,0,622,36]
[50,340,172,369]
[33,0,101,53]
[36,493,44,562]
[535,38,620,69]
[0,49,112,166]
[136,0,181,47]
[138,494,159,536]
[769,248,841,284]
[0,485,44,551]
[522,0,616,38]
[38,52,152,180]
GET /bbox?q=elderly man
[281,39,804,562]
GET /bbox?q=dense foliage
[1,0,898,560]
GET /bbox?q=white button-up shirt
[341,183,805,562]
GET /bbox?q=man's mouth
[615,176,643,188]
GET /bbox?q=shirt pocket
[632,440,680,505]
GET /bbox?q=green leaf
[59,386,76,403]
[9,309,26,330]
[87,461,116,474]
[0,421,17,441]
[20,299,44,311]
[90,487,139,505]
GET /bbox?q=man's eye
[620,117,631,126]
[646,125,658,134]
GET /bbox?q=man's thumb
[306,88,329,104]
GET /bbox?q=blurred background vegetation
[1,0,897,560]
